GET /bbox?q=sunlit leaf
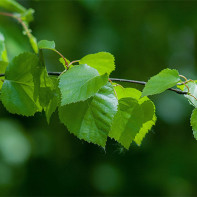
[38,40,55,50]
[59,64,108,106]
[142,69,180,97]
[79,52,115,75]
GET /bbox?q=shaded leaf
[37,50,59,123]
[109,98,144,149]
[134,98,156,145]
[109,87,156,148]
[1,52,42,116]
[40,77,60,124]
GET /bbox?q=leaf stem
[0,11,36,53]
[53,49,69,69]
[108,78,118,98]
[179,74,188,81]
[0,12,30,36]
[0,11,14,17]
[69,60,79,67]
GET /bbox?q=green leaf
[0,33,8,63]
[38,40,55,50]
[180,81,197,108]
[45,88,59,123]
[134,98,156,145]
[40,77,60,124]
[109,87,156,148]
[0,33,8,74]
[0,64,7,90]
[1,52,42,116]
[142,68,180,97]
[191,108,197,139]
[0,0,26,14]
[0,33,8,90]
[114,85,141,100]
[20,8,35,23]
[59,83,118,147]
[109,98,144,149]
[79,52,115,75]
[37,50,59,123]
[29,34,38,54]
[59,57,70,68]
[0,0,34,23]
[59,64,109,106]
[0,0,37,53]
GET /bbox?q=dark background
[0,0,197,196]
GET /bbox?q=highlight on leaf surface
[59,83,118,147]
[142,68,180,97]
[79,52,115,75]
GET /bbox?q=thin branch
[111,78,187,94]
[48,72,188,95]
[47,72,61,76]
[0,72,187,94]
[0,12,14,17]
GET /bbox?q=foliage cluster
[1,0,197,149]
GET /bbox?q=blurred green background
[1,0,197,196]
